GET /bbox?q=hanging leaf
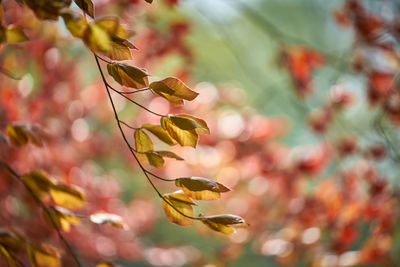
[153,150,183,160]
[0,245,16,266]
[0,228,25,251]
[200,214,248,234]
[175,177,230,200]
[174,114,210,134]
[61,9,88,38]
[22,170,55,200]
[134,129,153,152]
[149,77,198,105]
[102,37,137,61]
[6,125,29,146]
[83,23,111,53]
[50,183,86,209]
[141,124,177,145]
[160,116,198,148]
[94,17,131,39]
[89,212,128,229]
[139,150,183,167]
[5,27,28,44]
[96,263,120,267]
[43,206,80,232]
[107,63,149,89]
[27,243,61,267]
[162,191,196,226]
[73,0,94,18]
[24,0,72,20]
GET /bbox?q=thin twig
[94,55,200,220]
[120,88,151,94]
[0,160,83,267]
[119,120,139,130]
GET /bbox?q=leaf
[5,27,28,43]
[0,228,25,251]
[22,170,55,199]
[141,124,177,145]
[200,214,247,234]
[83,23,111,53]
[50,183,86,209]
[154,151,183,160]
[73,0,94,18]
[0,245,16,267]
[24,0,72,20]
[162,191,195,226]
[96,263,120,267]
[160,116,198,148]
[175,177,230,200]
[145,0,153,3]
[138,151,164,167]
[61,9,88,38]
[102,37,136,61]
[173,114,210,134]
[134,129,153,152]
[6,125,29,146]
[149,77,198,105]
[107,63,149,89]
[89,212,128,229]
[94,17,131,39]
[43,206,79,232]
[28,243,61,267]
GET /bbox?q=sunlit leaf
[95,17,131,39]
[61,9,88,38]
[89,212,128,229]
[102,37,136,61]
[175,177,230,200]
[160,116,198,148]
[5,27,28,44]
[162,191,195,226]
[96,263,120,267]
[141,124,177,145]
[143,151,164,167]
[149,77,198,105]
[43,206,79,232]
[134,129,153,152]
[73,0,94,18]
[50,183,86,209]
[0,245,16,266]
[107,63,149,89]
[27,243,61,267]
[174,114,210,134]
[22,170,55,200]
[83,24,111,53]
[200,214,247,234]
[153,150,183,160]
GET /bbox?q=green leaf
[107,63,149,89]
[150,77,198,105]
[175,177,230,200]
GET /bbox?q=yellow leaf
[89,212,128,229]
[43,206,79,232]
[102,37,136,61]
[83,24,111,53]
[50,183,86,209]
[61,9,88,38]
[95,17,131,39]
[22,170,55,200]
[175,114,210,134]
[0,228,25,251]
[141,124,177,145]
[162,191,195,226]
[160,116,198,148]
[28,243,61,267]
[73,0,94,18]
[149,77,198,105]
[107,63,149,89]
[145,152,164,167]
[96,263,120,267]
[200,214,247,234]
[154,151,183,161]
[6,125,29,146]
[5,27,28,44]
[134,129,153,152]
[175,177,230,200]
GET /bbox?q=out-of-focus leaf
[0,228,25,251]
[5,27,28,43]
[107,63,149,89]
[141,124,177,145]
[22,170,55,199]
[162,191,195,226]
[96,263,120,267]
[149,77,198,105]
[160,116,198,148]
[6,125,29,146]
[24,0,72,20]
[89,212,128,229]
[43,206,79,232]
[50,183,86,209]
[83,24,111,53]
[0,245,16,266]
[175,177,230,200]
[61,9,88,38]
[200,214,247,234]
[145,0,153,3]
[153,151,183,160]
[95,17,131,39]
[134,129,153,152]
[27,243,61,267]
[73,0,94,18]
